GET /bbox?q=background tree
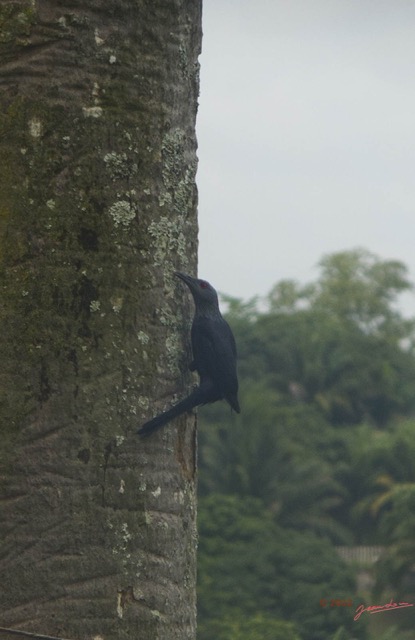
[0,2,201,639]
[197,495,361,640]
[197,249,415,640]
[229,248,415,425]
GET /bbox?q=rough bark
[0,1,201,639]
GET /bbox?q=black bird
[137,272,240,436]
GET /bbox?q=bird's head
[175,272,220,311]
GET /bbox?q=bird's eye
[199,281,209,289]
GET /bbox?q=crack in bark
[117,585,144,618]
[101,440,113,507]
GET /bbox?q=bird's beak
[174,271,199,295]
[175,271,196,286]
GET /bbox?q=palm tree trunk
[0,2,201,639]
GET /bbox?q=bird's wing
[191,316,238,395]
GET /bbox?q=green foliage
[197,249,415,640]
[335,420,415,544]
[311,249,412,327]
[199,387,352,543]
[369,435,415,599]
[227,248,415,425]
[331,627,349,640]
[371,625,415,640]
[199,613,301,640]
[198,495,363,640]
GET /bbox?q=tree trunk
[0,2,201,639]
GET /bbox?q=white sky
[196,0,415,314]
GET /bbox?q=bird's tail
[137,387,205,437]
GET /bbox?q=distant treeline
[197,249,415,640]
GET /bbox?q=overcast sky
[196,0,415,314]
